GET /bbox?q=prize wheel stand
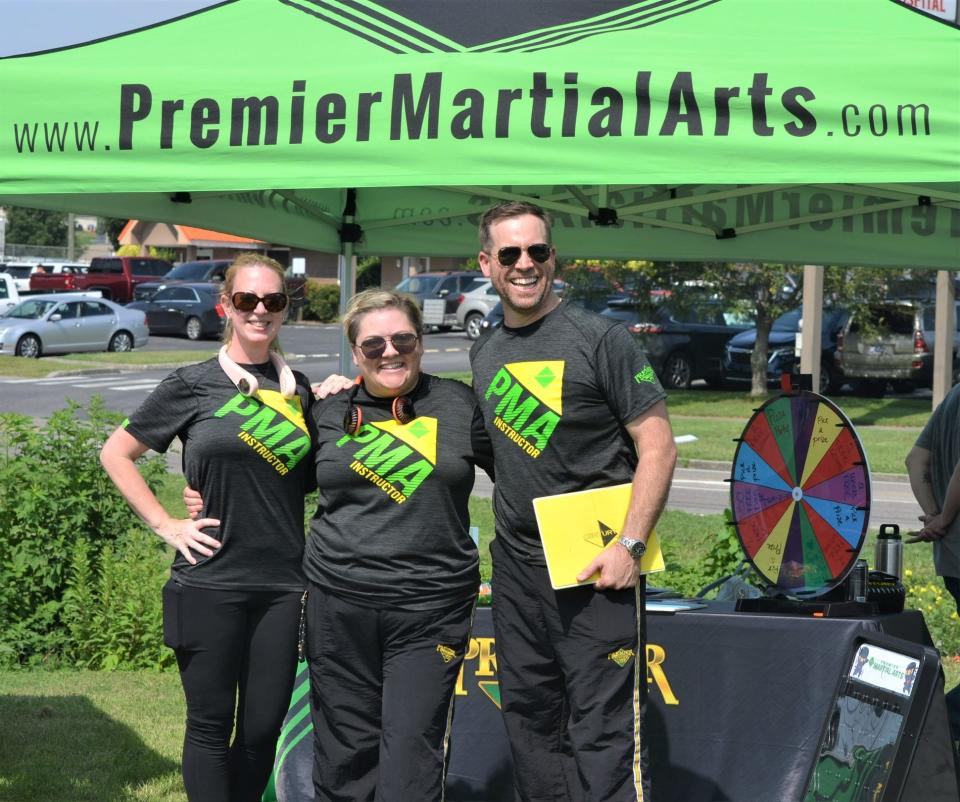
[729,383,873,616]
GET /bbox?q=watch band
[617,536,646,560]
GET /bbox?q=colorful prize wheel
[730,390,870,597]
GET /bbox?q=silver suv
[835,300,960,395]
[456,279,499,339]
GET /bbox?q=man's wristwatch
[617,536,647,560]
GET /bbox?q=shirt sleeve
[471,403,495,480]
[124,371,199,453]
[298,377,319,495]
[594,323,667,425]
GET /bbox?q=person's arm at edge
[907,443,960,541]
[101,426,221,563]
[577,400,677,590]
[905,445,939,519]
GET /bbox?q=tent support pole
[932,270,955,409]
[337,239,356,377]
[338,189,359,377]
[800,264,824,393]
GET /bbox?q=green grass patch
[0,351,212,379]
[672,416,919,474]
[0,670,186,802]
[665,389,933,428]
[60,350,214,365]
[0,355,87,378]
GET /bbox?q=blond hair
[342,289,423,344]
[221,253,287,351]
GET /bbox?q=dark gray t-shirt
[470,301,667,561]
[915,383,960,577]
[303,374,494,610]
[125,356,315,591]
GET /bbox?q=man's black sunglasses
[231,291,288,313]
[495,243,552,268]
[356,332,420,359]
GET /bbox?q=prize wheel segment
[730,390,870,596]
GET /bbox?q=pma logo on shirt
[336,416,438,504]
[483,361,564,459]
[214,391,311,476]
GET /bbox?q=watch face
[620,538,645,558]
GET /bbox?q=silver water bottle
[874,523,903,579]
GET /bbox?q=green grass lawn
[0,351,213,378]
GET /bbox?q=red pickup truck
[29,256,172,303]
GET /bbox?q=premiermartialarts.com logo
[10,70,933,156]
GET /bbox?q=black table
[447,603,953,802]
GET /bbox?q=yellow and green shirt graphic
[482,360,564,459]
[336,416,438,504]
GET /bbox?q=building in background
[118,220,340,282]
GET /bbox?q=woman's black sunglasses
[495,243,552,268]
[356,332,420,359]
[231,291,288,313]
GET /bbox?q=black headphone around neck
[342,376,417,435]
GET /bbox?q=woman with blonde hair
[101,254,315,802]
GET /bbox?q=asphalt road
[0,324,474,418]
[472,465,924,533]
[0,324,924,528]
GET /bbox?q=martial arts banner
[0,1,958,269]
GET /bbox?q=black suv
[394,271,486,331]
[723,307,850,392]
[133,259,232,301]
[601,296,754,389]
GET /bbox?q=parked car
[29,255,172,302]
[133,258,232,301]
[723,307,850,392]
[458,279,567,340]
[601,296,755,389]
[0,293,149,357]
[0,271,34,315]
[3,263,42,292]
[394,271,486,330]
[127,282,225,340]
[456,279,498,340]
[835,300,960,395]
[475,282,593,337]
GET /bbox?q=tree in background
[356,257,382,291]
[5,205,67,246]
[562,259,913,396]
[99,217,128,251]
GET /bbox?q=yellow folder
[533,483,665,590]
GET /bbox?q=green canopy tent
[1,0,958,382]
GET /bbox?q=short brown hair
[342,288,423,344]
[478,201,552,252]
[221,253,287,350]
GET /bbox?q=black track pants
[490,538,650,802]
[306,583,474,802]
[162,579,301,802]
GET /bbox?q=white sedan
[0,294,149,358]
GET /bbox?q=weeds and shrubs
[904,572,960,658]
[302,280,340,322]
[3,400,959,670]
[664,511,748,598]
[0,399,170,668]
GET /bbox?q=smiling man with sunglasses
[473,201,677,802]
